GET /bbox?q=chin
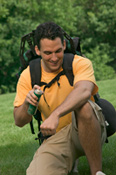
[51,65,62,72]
[48,63,60,71]
[50,68,59,72]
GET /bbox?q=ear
[63,40,66,51]
[35,45,40,56]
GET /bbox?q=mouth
[49,61,59,66]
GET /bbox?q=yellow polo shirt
[14,55,98,132]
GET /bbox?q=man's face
[35,37,66,73]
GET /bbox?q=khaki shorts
[26,100,107,175]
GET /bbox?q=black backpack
[17,30,81,77]
[18,30,116,144]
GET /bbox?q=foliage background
[0,0,116,94]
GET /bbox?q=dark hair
[34,22,64,49]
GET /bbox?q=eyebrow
[43,48,63,54]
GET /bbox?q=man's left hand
[40,114,59,136]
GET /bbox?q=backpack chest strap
[43,70,64,91]
[29,53,75,89]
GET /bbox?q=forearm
[53,81,93,118]
[14,100,32,127]
[40,81,94,136]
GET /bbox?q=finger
[40,124,49,136]
[40,128,49,136]
[45,129,54,136]
[41,127,56,136]
[33,85,41,91]
[27,91,38,106]
[32,86,43,100]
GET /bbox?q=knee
[75,102,94,122]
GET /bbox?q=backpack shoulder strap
[62,53,74,86]
[29,58,41,87]
[29,53,75,88]
[29,58,42,138]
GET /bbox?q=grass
[0,78,116,175]
[0,93,39,175]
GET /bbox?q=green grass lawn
[0,78,116,175]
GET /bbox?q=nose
[51,53,58,61]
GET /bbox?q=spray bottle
[27,89,43,115]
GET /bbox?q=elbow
[13,106,32,127]
[13,108,25,127]
[13,113,25,128]
[13,113,31,128]
[14,120,25,127]
[85,89,92,101]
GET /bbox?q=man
[13,22,107,175]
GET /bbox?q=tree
[0,0,116,93]
[0,0,78,93]
[73,0,116,80]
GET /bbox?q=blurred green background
[0,0,116,94]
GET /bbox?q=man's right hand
[13,85,42,127]
[25,85,42,106]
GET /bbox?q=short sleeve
[73,55,98,95]
[13,66,32,107]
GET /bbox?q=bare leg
[75,102,102,175]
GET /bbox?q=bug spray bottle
[27,89,43,115]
